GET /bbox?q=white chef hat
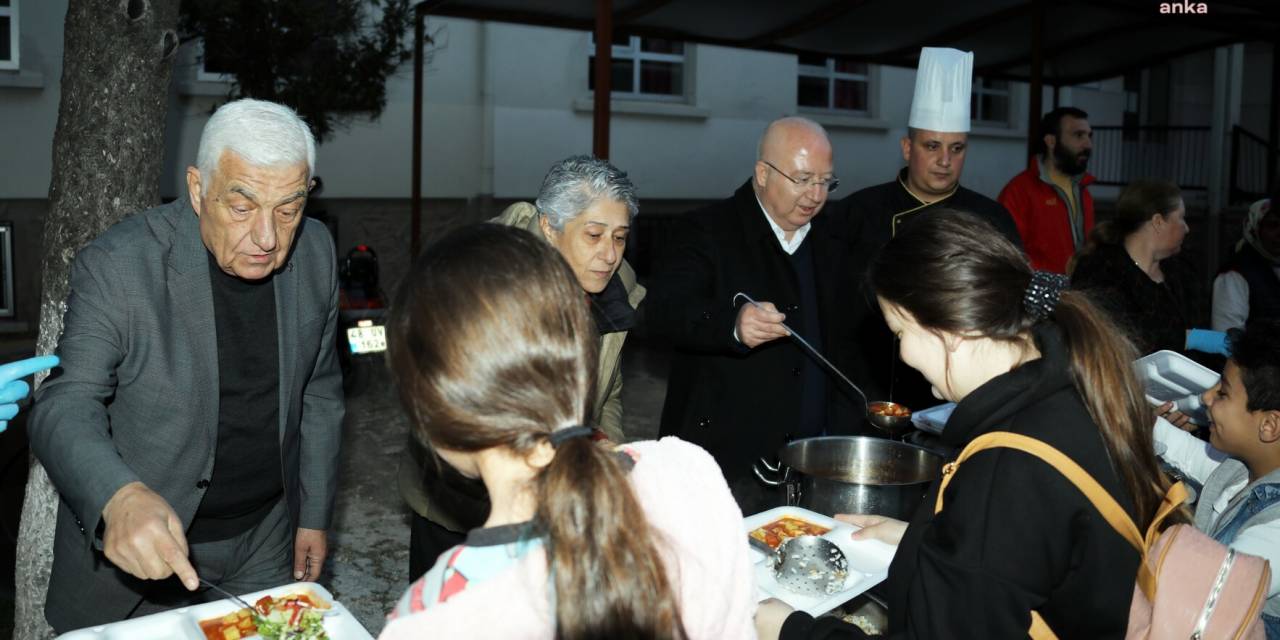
[908,47,973,133]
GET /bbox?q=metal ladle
[733,292,911,437]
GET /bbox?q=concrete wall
[1,5,1274,328]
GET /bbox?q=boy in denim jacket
[1156,319,1280,638]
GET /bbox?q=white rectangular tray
[58,582,372,640]
[744,506,895,617]
[1132,350,1220,425]
[910,402,956,435]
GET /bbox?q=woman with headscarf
[1213,193,1280,330]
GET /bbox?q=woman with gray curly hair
[400,155,645,580]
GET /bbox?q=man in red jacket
[998,107,1096,273]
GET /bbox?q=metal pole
[592,0,613,159]
[411,5,425,257]
[1026,0,1044,161]
[1269,38,1279,189]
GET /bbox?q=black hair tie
[548,425,595,447]
[1023,271,1070,321]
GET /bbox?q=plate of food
[58,583,371,640]
[743,506,895,616]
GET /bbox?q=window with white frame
[196,39,234,82]
[797,54,870,114]
[0,0,18,71]
[971,77,1012,127]
[587,34,685,100]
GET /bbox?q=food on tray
[868,401,910,418]
[749,516,832,550]
[199,592,330,640]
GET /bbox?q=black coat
[1220,243,1280,322]
[1070,243,1194,356]
[648,180,862,484]
[837,173,1024,411]
[782,325,1142,640]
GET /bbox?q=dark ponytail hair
[386,223,685,639]
[869,210,1177,531]
[1075,179,1183,267]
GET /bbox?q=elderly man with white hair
[29,98,344,632]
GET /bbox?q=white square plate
[910,402,956,435]
[1133,350,1220,425]
[58,582,372,640]
[743,506,895,616]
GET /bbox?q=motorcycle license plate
[347,325,387,354]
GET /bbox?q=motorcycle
[337,244,388,395]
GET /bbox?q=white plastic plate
[1132,350,1220,425]
[57,582,372,640]
[910,402,956,435]
[743,506,895,616]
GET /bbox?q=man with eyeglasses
[838,48,1021,415]
[648,116,863,513]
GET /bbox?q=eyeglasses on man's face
[761,160,839,193]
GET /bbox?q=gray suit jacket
[29,198,345,631]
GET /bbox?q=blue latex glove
[0,355,60,434]
[1185,329,1230,357]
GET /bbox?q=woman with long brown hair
[761,210,1179,639]
[378,224,756,639]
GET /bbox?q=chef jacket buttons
[196,479,210,489]
[697,418,713,428]
[785,304,799,313]
[792,367,802,377]
[701,311,712,320]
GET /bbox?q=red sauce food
[198,593,326,640]
[749,516,832,550]
[869,401,911,418]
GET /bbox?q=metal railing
[1089,126,1211,191]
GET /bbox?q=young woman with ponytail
[761,210,1181,640]
[378,224,756,640]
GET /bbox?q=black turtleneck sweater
[187,253,283,543]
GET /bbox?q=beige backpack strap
[934,431,1146,551]
[1029,612,1057,640]
[934,431,1184,637]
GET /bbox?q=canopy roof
[421,0,1278,85]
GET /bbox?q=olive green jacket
[398,202,645,527]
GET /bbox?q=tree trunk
[14,2,180,638]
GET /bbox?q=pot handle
[757,456,781,473]
[753,459,786,486]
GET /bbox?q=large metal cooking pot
[754,436,942,520]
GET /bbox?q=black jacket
[648,180,861,483]
[837,173,1023,411]
[783,325,1141,640]
[1219,243,1280,323]
[1071,243,1193,356]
